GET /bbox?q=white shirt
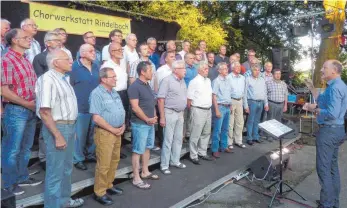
[102,59,128,91]
[61,46,73,60]
[187,74,212,108]
[156,64,172,88]
[35,69,78,121]
[178,50,186,59]
[123,45,139,67]
[101,43,127,69]
[25,38,41,63]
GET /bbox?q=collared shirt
[159,51,182,66]
[1,48,37,101]
[128,78,156,124]
[101,43,127,69]
[208,64,219,82]
[124,45,139,67]
[129,57,156,90]
[24,38,41,63]
[214,54,230,65]
[69,59,100,113]
[212,75,232,104]
[157,74,187,112]
[243,69,252,77]
[244,75,268,108]
[32,50,48,77]
[266,79,288,102]
[1,43,8,57]
[76,48,102,65]
[89,84,125,127]
[242,61,251,72]
[317,77,347,125]
[187,74,212,108]
[261,72,273,82]
[61,46,73,60]
[149,52,160,70]
[101,59,128,91]
[227,72,246,99]
[184,64,198,86]
[35,69,78,121]
[156,64,172,88]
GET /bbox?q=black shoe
[247,140,254,145]
[106,186,123,195]
[190,158,201,165]
[40,161,46,171]
[120,153,127,159]
[254,140,263,143]
[18,178,43,187]
[94,194,113,206]
[6,185,25,196]
[199,155,214,161]
[86,156,97,163]
[74,162,87,170]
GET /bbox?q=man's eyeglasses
[113,34,123,38]
[58,33,68,37]
[47,39,62,43]
[85,36,96,39]
[111,49,124,53]
[15,36,32,41]
[106,76,117,79]
[25,24,38,28]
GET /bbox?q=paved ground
[194,140,347,208]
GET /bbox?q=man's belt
[231,97,242,101]
[318,124,344,128]
[248,99,263,102]
[218,103,231,107]
[165,107,183,113]
[269,100,284,104]
[56,120,76,125]
[8,102,23,107]
[192,106,211,110]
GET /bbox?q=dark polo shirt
[32,50,49,77]
[128,78,155,124]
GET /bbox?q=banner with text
[29,2,131,38]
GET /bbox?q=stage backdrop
[1,1,180,59]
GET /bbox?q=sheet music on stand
[259,119,294,139]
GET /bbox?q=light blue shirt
[212,75,232,104]
[184,64,198,86]
[89,85,125,127]
[316,77,347,125]
[227,72,246,99]
[243,75,268,108]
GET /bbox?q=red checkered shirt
[1,48,37,101]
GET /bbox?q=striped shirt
[89,84,125,127]
[35,69,78,121]
[1,48,37,101]
[24,38,41,63]
[266,79,288,103]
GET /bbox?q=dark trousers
[155,105,163,147]
[117,90,130,145]
[316,126,345,208]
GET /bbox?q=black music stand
[258,119,306,207]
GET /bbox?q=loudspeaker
[248,151,290,181]
[1,189,16,208]
[271,48,290,72]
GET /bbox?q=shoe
[40,161,46,171]
[170,163,186,169]
[152,146,161,151]
[18,177,43,187]
[190,158,201,165]
[315,200,338,208]
[235,143,246,148]
[161,169,172,175]
[106,186,123,195]
[212,152,220,158]
[66,198,84,207]
[29,169,40,176]
[199,155,214,161]
[228,145,234,149]
[86,156,97,163]
[223,148,233,153]
[74,162,87,170]
[254,140,263,143]
[247,140,254,145]
[94,194,113,206]
[7,185,25,196]
[120,153,127,159]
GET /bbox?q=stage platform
[16,122,300,208]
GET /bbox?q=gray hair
[79,43,93,55]
[125,33,136,43]
[44,31,59,45]
[184,52,194,60]
[147,37,156,44]
[172,60,185,69]
[46,48,64,69]
[99,67,114,79]
[196,61,208,71]
[331,60,342,74]
[217,62,228,70]
[251,63,262,71]
[1,18,11,25]
[20,18,31,28]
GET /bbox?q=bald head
[46,49,72,72]
[79,43,96,61]
[109,42,123,60]
[20,18,37,36]
[321,59,343,81]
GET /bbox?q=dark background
[1,1,180,58]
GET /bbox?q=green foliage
[291,71,310,88]
[338,52,347,83]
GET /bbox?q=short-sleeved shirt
[1,48,37,101]
[184,64,198,86]
[129,58,156,90]
[32,50,49,77]
[212,75,232,104]
[35,69,78,121]
[227,72,246,99]
[89,84,125,127]
[149,52,160,70]
[101,59,128,91]
[187,74,212,108]
[266,79,288,103]
[156,64,172,87]
[157,74,187,112]
[124,45,139,67]
[69,59,100,113]
[244,76,268,108]
[24,38,41,63]
[128,79,155,124]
